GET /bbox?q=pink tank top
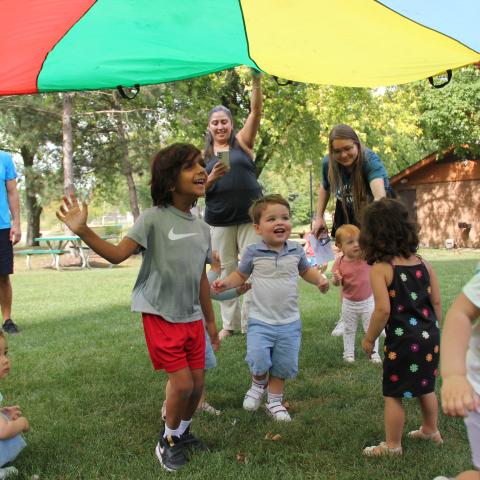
[332,255,372,301]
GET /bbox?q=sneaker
[180,426,206,451]
[243,384,266,411]
[155,434,187,472]
[265,401,291,422]
[197,401,221,416]
[370,353,382,364]
[2,319,19,334]
[0,467,18,479]
[331,320,344,337]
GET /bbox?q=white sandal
[265,401,291,422]
[407,427,443,445]
[363,441,402,456]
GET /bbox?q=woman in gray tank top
[204,69,263,340]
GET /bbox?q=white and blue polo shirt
[239,240,310,326]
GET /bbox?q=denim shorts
[246,319,302,379]
[204,330,217,370]
[465,407,480,469]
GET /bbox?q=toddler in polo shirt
[212,194,329,421]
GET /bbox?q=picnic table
[34,235,87,269]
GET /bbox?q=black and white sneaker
[155,435,187,472]
[180,426,205,451]
[2,319,19,334]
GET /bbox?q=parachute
[1,0,479,95]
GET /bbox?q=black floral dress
[383,260,440,398]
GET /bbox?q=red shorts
[142,313,205,372]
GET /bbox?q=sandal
[197,401,221,416]
[407,427,443,445]
[363,441,402,456]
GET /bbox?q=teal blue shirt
[0,151,17,229]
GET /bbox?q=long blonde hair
[327,124,369,223]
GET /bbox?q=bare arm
[362,263,391,354]
[6,179,21,245]
[236,71,262,152]
[369,178,387,201]
[300,267,329,293]
[56,193,138,264]
[425,260,442,323]
[0,415,28,440]
[441,293,480,417]
[200,268,219,351]
[211,270,248,292]
[312,185,330,237]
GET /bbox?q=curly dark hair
[150,143,203,207]
[359,198,419,265]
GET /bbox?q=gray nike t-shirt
[127,205,211,323]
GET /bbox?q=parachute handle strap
[117,84,141,99]
[428,70,452,89]
[273,76,294,86]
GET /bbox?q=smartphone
[217,150,230,170]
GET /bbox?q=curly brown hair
[359,198,419,265]
[150,143,203,207]
[248,194,290,224]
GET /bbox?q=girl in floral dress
[359,198,443,456]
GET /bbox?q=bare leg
[165,368,204,429]
[417,392,440,434]
[384,396,404,449]
[456,472,480,480]
[0,275,12,321]
[268,375,285,395]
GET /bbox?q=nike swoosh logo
[168,228,198,241]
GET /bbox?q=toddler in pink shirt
[331,224,381,364]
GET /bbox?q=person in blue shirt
[312,124,392,239]
[0,152,21,335]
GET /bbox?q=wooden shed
[390,149,480,248]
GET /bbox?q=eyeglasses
[332,144,356,156]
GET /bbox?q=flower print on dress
[388,351,397,360]
[389,289,396,298]
[427,286,431,294]
[390,374,399,382]
[410,292,418,301]
[409,364,419,373]
[433,368,438,377]
[400,273,407,282]
[397,305,405,313]
[426,353,433,362]
[395,327,404,336]
[434,345,439,354]
[403,391,413,398]
[422,308,429,317]
[409,317,417,326]
[415,270,422,279]
[422,331,430,340]
[420,379,429,388]
[410,343,420,353]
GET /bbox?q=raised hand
[56,193,88,234]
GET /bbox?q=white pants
[341,295,378,359]
[210,223,261,333]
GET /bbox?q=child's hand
[318,274,329,294]
[441,374,480,417]
[20,417,29,433]
[206,323,220,352]
[2,406,21,421]
[333,270,343,285]
[211,279,227,293]
[362,336,375,356]
[210,251,221,275]
[236,283,251,296]
[56,193,88,235]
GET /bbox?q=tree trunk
[20,146,42,246]
[62,93,74,196]
[112,93,140,220]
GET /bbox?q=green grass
[6,249,479,479]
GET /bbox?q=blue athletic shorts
[0,229,13,276]
[204,330,217,370]
[246,319,302,379]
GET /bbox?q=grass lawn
[6,249,479,479]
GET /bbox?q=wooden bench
[83,225,123,268]
[15,249,67,270]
